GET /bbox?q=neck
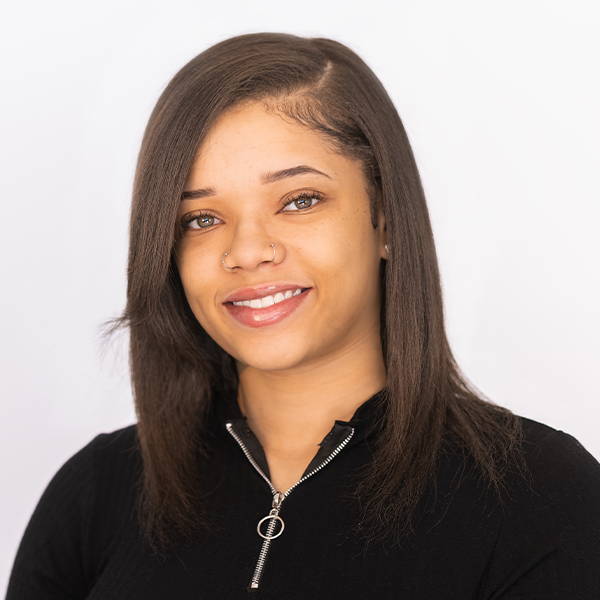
[235,348,386,462]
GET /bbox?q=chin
[233,343,311,373]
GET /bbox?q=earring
[384,243,389,254]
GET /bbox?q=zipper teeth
[249,517,278,588]
[225,423,277,494]
[225,422,355,590]
[225,422,355,497]
[282,428,355,497]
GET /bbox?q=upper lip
[223,282,312,303]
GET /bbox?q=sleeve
[480,429,600,600]
[5,434,104,600]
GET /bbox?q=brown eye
[181,212,223,230]
[281,191,324,212]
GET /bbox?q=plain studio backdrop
[1,0,599,590]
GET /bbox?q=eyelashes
[179,190,326,232]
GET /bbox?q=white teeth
[232,287,304,308]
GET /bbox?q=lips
[223,287,313,328]
[223,282,312,303]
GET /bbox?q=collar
[212,386,386,482]
[213,385,386,446]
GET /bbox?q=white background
[1,0,599,589]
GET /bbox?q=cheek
[322,220,372,273]
[176,250,214,312]
[319,220,379,304]
[301,214,357,267]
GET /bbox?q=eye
[180,212,223,231]
[179,190,325,233]
[281,190,325,212]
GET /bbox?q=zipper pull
[271,490,285,509]
[256,491,285,540]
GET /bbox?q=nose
[222,235,282,272]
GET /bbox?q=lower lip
[223,288,312,328]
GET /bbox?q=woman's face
[175,100,387,372]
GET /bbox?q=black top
[6,389,600,599]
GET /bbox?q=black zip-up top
[6,388,600,599]
[223,390,368,591]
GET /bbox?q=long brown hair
[101,32,530,555]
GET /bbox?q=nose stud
[222,243,278,271]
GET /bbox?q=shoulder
[26,423,140,518]
[477,414,600,598]
[41,423,140,473]
[6,424,141,599]
[78,422,140,460]
[516,415,600,501]
[499,414,600,533]
[439,413,600,511]
[72,423,142,527]
[48,423,141,503]
[30,421,140,526]
[86,422,141,472]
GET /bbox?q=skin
[175,100,388,492]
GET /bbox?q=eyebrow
[180,164,332,200]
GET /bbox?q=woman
[6,32,600,599]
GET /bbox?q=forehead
[187,102,343,185]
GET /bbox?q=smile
[230,287,305,308]
[223,288,312,328]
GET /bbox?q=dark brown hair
[102,32,530,555]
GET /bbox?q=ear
[375,204,388,260]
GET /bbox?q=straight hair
[102,32,531,556]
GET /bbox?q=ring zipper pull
[256,491,286,540]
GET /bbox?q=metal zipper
[225,421,355,591]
